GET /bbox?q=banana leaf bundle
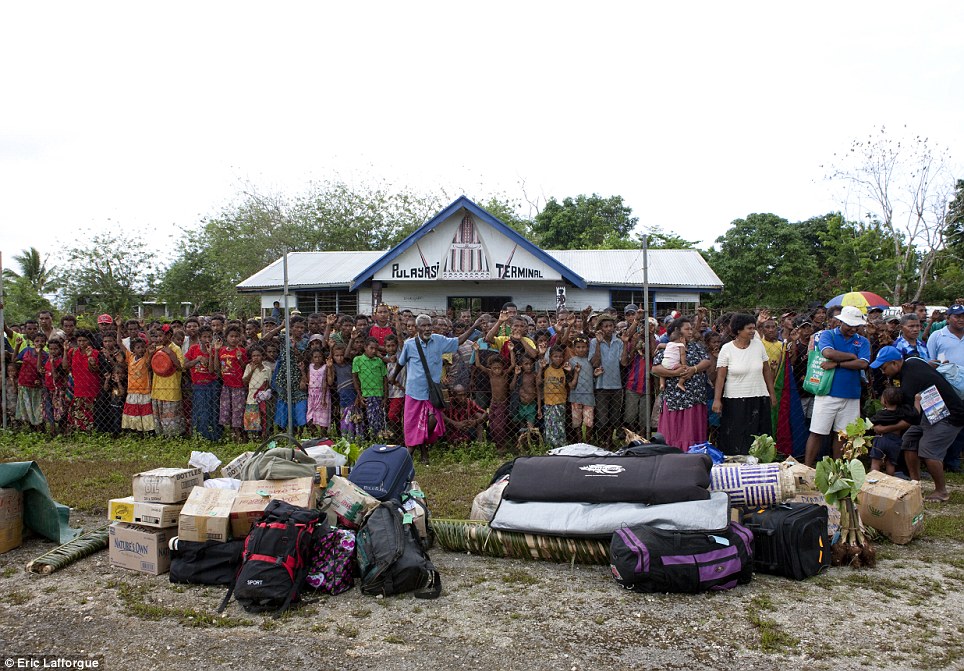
[26,524,110,575]
[433,518,609,565]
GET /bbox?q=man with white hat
[804,305,871,466]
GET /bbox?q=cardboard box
[132,467,204,504]
[108,522,177,575]
[321,476,379,530]
[230,477,317,538]
[108,497,182,528]
[0,488,24,554]
[858,471,925,545]
[178,487,236,543]
[790,493,842,539]
[221,451,254,480]
[316,465,352,489]
[781,457,818,494]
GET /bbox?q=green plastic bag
[802,349,835,396]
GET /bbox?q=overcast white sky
[2,2,962,274]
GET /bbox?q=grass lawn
[0,431,517,519]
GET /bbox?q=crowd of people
[2,298,962,484]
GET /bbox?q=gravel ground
[2,510,964,671]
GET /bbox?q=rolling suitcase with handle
[741,502,830,580]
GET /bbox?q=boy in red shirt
[185,325,222,441]
[15,331,46,430]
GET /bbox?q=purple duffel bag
[610,522,754,593]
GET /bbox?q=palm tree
[3,247,58,294]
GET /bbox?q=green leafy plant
[330,437,362,466]
[749,434,776,464]
[814,417,876,567]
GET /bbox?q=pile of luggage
[108,435,439,616]
[459,441,926,593]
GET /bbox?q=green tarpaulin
[0,461,80,544]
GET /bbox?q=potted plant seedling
[815,417,877,568]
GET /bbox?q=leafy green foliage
[57,232,154,316]
[749,434,776,464]
[531,194,638,249]
[158,181,442,314]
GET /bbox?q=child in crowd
[117,322,154,434]
[66,331,102,432]
[568,335,596,444]
[3,363,17,428]
[148,325,185,438]
[42,338,69,435]
[105,360,126,437]
[869,387,918,475]
[513,356,539,432]
[216,325,248,442]
[15,331,45,430]
[184,326,220,441]
[242,346,271,440]
[303,348,331,435]
[540,345,576,448]
[384,335,406,440]
[353,337,388,438]
[474,341,512,449]
[660,325,688,391]
[328,343,362,438]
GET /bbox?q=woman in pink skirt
[651,317,713,451]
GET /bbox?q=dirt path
[2,511,963,671]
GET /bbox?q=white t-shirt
[717,339,769,399]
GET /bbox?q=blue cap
[947,304,964,316]
[869,346,902,369]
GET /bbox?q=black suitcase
[741,503,830,580]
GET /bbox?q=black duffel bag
[169,538,244,585]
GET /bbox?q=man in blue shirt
[589,315,625,449]
[393,314,480,464]
[892,314,929,360]
[928,303,964,471]
[804,306,871,466]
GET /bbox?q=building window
[295,291,358,315]
[610,290,646,315]
[447,296,512,315]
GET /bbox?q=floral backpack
[305,528,356,595]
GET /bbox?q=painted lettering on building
[391,263,440,279]
[495,264,544,279]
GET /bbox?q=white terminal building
[237,196,723,318]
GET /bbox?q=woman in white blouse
[712,313,776,455]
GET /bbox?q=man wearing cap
[870,345,964,501]
[804,305,871,467]
[93,314,113,348]
[623,304,639,321]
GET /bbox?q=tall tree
[58,232,152,316]
[3,247,58,294]
[705,213,819,310]
[825,126,954,303]
[530,194,638,249]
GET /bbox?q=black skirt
[718,396,772,456]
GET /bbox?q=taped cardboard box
[0,488,24,554]
[321,476,379,529]
[178,487,236,543]
[230,477,317,538]
[108,497,182,528]
[109,522,177,575]
[858,471,924,545]
[132,467,204,504]
[221,451,254,480]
